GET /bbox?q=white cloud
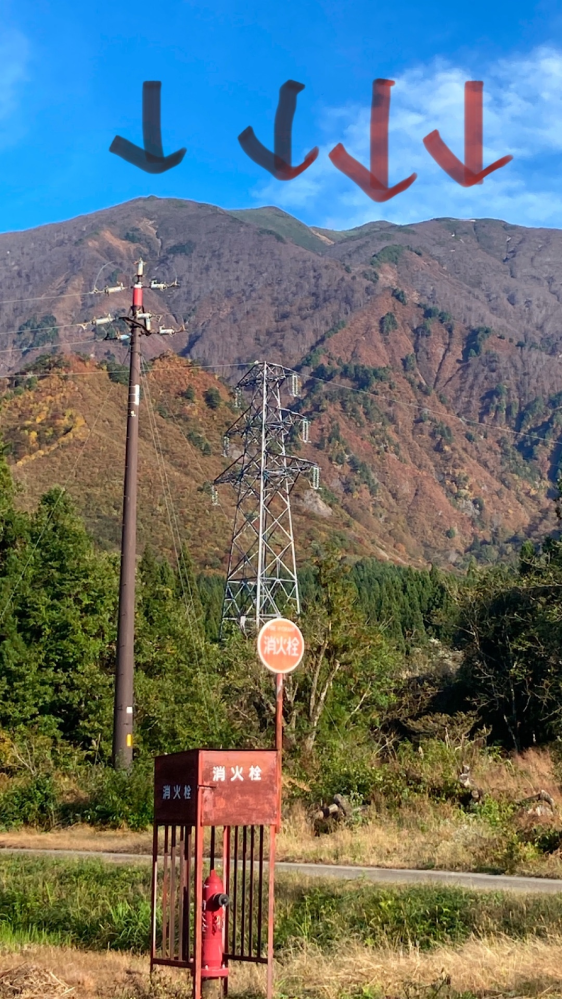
[250,46,562,230]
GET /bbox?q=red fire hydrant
[201,870,229,979]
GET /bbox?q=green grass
[1,857,562,956]
[0,856,151,951]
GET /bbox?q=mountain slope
[1,199,562,566]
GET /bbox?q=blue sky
[3,0,562,232]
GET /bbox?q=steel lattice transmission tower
[213,361,319,633]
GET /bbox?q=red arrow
[423,82,513,186]
[329,79,416,202]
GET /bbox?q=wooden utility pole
[90,258,183,769]
[113,259,144,769]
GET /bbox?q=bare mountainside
[2,197,562,567]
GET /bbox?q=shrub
[167,241,195,256]
[362,270,379,284]
[67,764,153,830]
[0,775,59,830]
[392,288,407,304]
[380,313,398,336]
[372,245,404,266]
[258,228,285,243]
[203,387,221,410]
[105,360,129,386]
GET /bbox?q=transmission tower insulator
[222,436,230,457]
[301,418,310,443]
[290,373,301,397]
[211,485,219,506]
[312,465,320,490]
[93,314,114,326]
[104,283,125,295]
[234,388,242,409]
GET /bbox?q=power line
[0,379,116,626]
[141,361,220,740]
[304,370,562,452]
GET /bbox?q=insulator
[150,280,167,290]
[158,327,175,336]
[211,486,218,506]
[117,334,131,342]
[290,373,300,397]
[136,258,144,278]
[301,418,310,443]
[93,314,113,326]
[222,436,230,457]
[104,283,125,294]
[234,388,242,409]
[311,465,320,490]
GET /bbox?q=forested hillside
[1,433,562,838]
[2,199,562,566]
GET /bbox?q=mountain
[2,197,562,568]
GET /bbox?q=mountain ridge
[1,197,562,567]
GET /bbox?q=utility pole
[113,260,144,769]
[213,361,320,635]
[92,259,183,769]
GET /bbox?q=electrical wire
[303,370,562,452]
[0,289,113,309]
[0,320,110,339]
[0,378,116,625]
[140,357,221,740]
[177,359,562,454]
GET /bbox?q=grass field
[5,853,562,953]
[5,932,562,998]
[1,856,562,996]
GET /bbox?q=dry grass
[0,947,146,998]
[473,747,561,801]
[277,800,562,876]
[268,936,562,998]
[0,827,152,856]
[4,936,562,998]
[1,748,561,881]
[0,962,75,998]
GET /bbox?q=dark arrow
[110,81,186,174]
[329,79,416,202]
[423,82,513,186]
[238,80,318,180]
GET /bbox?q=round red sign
[257,618,305,674]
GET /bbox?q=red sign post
[257,618,305,836]
[150,619,305,999]
[257,618,305,674]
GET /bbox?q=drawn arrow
[329,79,417,202]
[110,81,186,174]
[238,80,319,180]
[423,82,512,186]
